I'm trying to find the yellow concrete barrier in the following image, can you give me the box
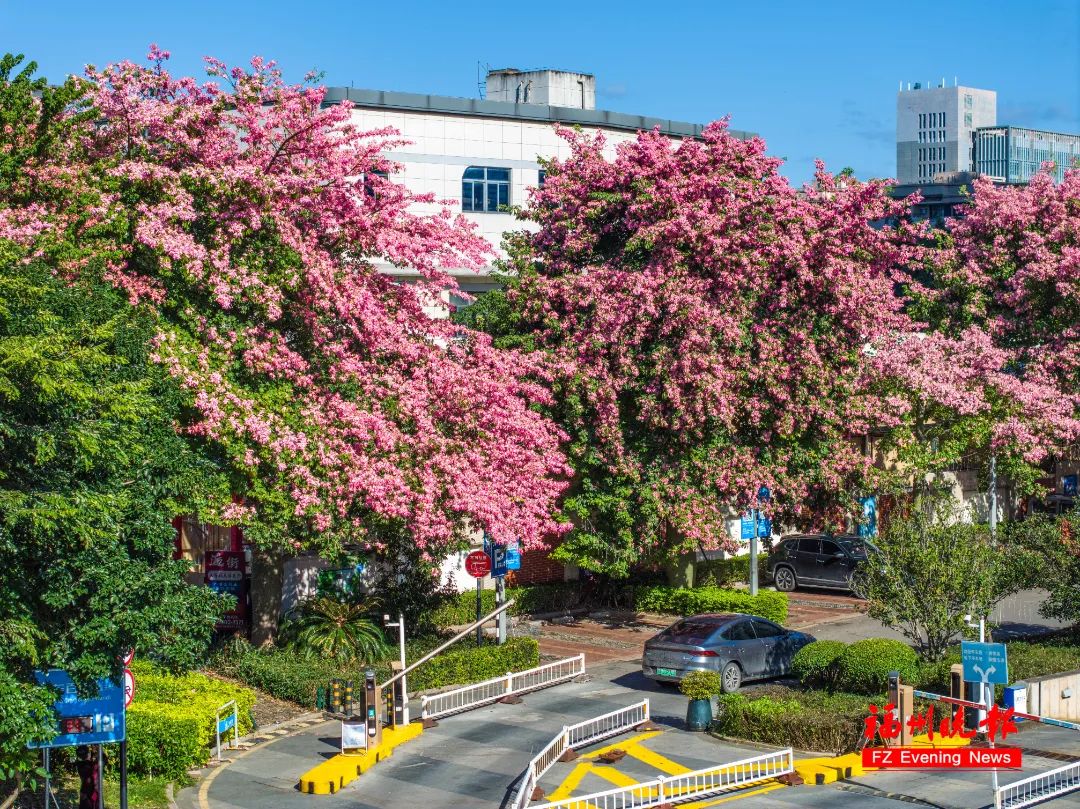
[298,722,424,795]
[793,732,972,786]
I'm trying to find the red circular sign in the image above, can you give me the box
[122,648,135,666]
[465,550,491,578]
[123,669,136,708]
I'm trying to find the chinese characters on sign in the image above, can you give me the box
[861,702,1021,769]
[205,550,248,631]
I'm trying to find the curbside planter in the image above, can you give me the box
[685,697,714,731]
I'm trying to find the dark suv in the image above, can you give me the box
[766,534,877,592]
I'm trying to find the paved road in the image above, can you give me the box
[180,655,1080,809]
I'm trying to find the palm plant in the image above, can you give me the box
[284,597,390,664]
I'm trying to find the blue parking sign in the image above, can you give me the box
[961,641,1009,685]
[740,512,756,540]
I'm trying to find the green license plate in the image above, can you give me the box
[656,667,677,677]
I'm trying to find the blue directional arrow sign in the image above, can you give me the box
[961,641,1009,685]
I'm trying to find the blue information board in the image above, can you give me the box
[27,670,126,748]
[505,540,522,571]
[961,641,1009,685]
[741,512,771,539]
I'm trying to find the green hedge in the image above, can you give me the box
[211,637,540,708]
[632,587,788,625]
[430,584,581,627]
[695,557,769,589]
[835,639,918,695]
[714,688,868,755]
[791,641,848,689]
[123,663,256,778]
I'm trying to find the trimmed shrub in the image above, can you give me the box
[409,637,539,692]
[834,639,918,695]
[680,670,722,700]
[210,636,540,708]
[123,662,256,778]
[791,640,848,689]
[632,587,788,625]
[695,556,769,589]
[429,584,583,627]
[714,687,867,755]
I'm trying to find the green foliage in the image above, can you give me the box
[850,493,1024,660]
[282,597,390,664]
[834,639,918,695]
[121,663,255,778]
[679,670,722,700]
[0,55,228,783]
[791,640,848,690]
[632,587,788,625]
[695,556,768,588]
[1007,508,1080,624]
[714,687,868,755]
[429,583,583,627]
[210,636,540,708]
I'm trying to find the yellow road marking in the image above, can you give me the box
[620,742,691,776]
[546,762,597,801]
[683,783,788,806]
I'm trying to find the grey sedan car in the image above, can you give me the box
[641,613,814,693]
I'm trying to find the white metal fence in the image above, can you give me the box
[420,655,585,720]
[532,748,794,809]
[509,699,650,809]
[996,760,1080,809]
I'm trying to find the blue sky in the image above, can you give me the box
[2,0,1077,184]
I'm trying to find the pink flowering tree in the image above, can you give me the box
[6,49,569,640]
[880,170,1080,495]
[462,124,924,575]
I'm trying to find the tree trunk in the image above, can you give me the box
[250,546,287,647]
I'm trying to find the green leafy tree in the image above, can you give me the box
[0,55,228,788]
[850,493,1027,660]
[1007,507,1080,625]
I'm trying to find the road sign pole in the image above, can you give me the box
[496,576,507,645]
[749,510,759,596]
[97,744,104,809]
[475,576,483,647]
[119,740,128,809]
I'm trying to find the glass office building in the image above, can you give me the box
[974,126,1080,184]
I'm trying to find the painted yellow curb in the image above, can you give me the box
[298,722,424,795]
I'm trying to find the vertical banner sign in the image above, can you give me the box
[740,512,756,541]
[505,539,522,571]
[205,550,248,631]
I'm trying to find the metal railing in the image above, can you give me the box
[996,760,1080,809]
[421,655,585,720]
[509,699,650,809]
[532,748,794,809]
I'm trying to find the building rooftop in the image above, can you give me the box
[321,86,756,141]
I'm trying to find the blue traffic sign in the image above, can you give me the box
[758,486,771,503]
[740,512,756,540]
[758,516,772,538]
[218,713,237,734]
[505,540,521,571]
[961,641,1009,685]
[28,670,126,748]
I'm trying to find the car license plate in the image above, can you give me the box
[656,667,677,678]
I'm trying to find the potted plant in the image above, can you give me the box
[679,670,722,731]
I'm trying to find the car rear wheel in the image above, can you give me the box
[720,662,742,693]
[774,565,797,592]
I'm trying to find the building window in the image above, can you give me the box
[362,169,389,199]
[538,169,546,187]
[965,94,973,109]
[462,166,510,212]
[964,112,972,127]
[941,111,946,127]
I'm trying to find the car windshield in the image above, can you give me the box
[660,620,719,646]
[839,538,879,558]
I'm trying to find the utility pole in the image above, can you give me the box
[989,454,998,538]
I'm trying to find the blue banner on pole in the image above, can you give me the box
[505,540,521,571]
[758,516,772,538]
[858,495,877,537]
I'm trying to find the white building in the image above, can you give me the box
[896,82,996,184]
[324,68,755,311]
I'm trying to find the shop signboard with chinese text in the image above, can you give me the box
[205,550,248,631]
